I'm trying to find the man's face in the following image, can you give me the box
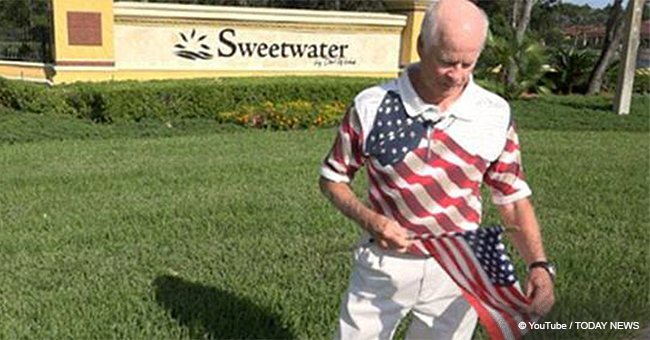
[418,33,482,98]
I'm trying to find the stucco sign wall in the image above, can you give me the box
[113,2,406,76]
[114,25,401,73]
[0,1,419,84]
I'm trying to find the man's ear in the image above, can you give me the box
[416,35,424,60]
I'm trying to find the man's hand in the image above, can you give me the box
[496,199,554,315]
[319,178,412,253]
[524,268,555,316]
[368,216,412,253]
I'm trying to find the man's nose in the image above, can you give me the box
[447,66,464,81]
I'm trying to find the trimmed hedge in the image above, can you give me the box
[0,78,75,116]
[0,77,380,127]
[5,76,646,132]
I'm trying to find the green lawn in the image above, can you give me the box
[0,95,648,339]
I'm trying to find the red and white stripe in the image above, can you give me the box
[363,127,490,238]
[414,234,538,340]
[321,107,365,183]
[322,117,530,239]
[484,125,531,204]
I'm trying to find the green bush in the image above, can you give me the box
[220,100,346,130]
[0,77,381,127]
[475,30,552,99]
[633,68,650,94]
[544,47,598,94]
[0,77,74,116]
[604,63,650,94]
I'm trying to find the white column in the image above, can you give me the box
[613,0,644,115]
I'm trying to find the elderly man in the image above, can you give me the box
[319,0,555,339]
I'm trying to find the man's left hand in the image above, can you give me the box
[524,268,555,316]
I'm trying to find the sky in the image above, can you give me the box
[562,0,628,9]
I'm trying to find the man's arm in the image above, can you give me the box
[496,198,555,316]
[319,177,411,252]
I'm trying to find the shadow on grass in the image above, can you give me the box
[153,275,294,339]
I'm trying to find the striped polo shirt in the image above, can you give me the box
[320,65,532,254]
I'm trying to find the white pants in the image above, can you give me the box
[335,243,478,340]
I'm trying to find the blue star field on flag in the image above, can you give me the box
[415,225,535,340]
[461,226,518,286]
[366,91,428,166]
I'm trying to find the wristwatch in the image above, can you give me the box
[528,261,556,282]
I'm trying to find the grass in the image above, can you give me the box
[510,94,650,132]
[0,95,648,339]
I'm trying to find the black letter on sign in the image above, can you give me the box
[218,28,236,57]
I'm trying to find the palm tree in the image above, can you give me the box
[550,47,597,94]
[480,31,550,99]
[587,0,625,94]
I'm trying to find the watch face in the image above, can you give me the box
[541,263,556,281]
[547,264,556,276]
[530,262,556,280]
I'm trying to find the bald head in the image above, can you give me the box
[419,0,489,55]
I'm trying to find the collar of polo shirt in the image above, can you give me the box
[397,63,476,123]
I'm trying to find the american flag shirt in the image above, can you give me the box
[320,66,532,256]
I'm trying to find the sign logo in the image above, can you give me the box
[174,29,213,60]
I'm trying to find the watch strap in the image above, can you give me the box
[528,261,555,281]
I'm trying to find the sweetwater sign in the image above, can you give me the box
[1,0,424,84]
[113,2,406,77]
[115,26,370,70]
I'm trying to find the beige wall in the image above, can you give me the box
[111,2,406,80]
[0,61,52,84]
[113,25,400,74]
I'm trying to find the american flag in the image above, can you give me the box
[413,226,539,340]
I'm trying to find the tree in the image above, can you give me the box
[528,1,564,46]
[476,0,556,96]
[0,0,51,62]
[477,0,557,88]
[506,0,536,86]
[587,0,625,94]
[479,30,550,99]
[549,47,597,94]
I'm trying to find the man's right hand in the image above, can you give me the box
[319,178,412,253]
[368,216,412,253]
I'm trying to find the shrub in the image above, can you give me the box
[604,63,650,94]
[633,68,650,94]
[0,77,74,116]
[220,100,346,130]
[0,76,379,127]
[476,32,551,99]
[63,86,110,122]
[545,47,598,94]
